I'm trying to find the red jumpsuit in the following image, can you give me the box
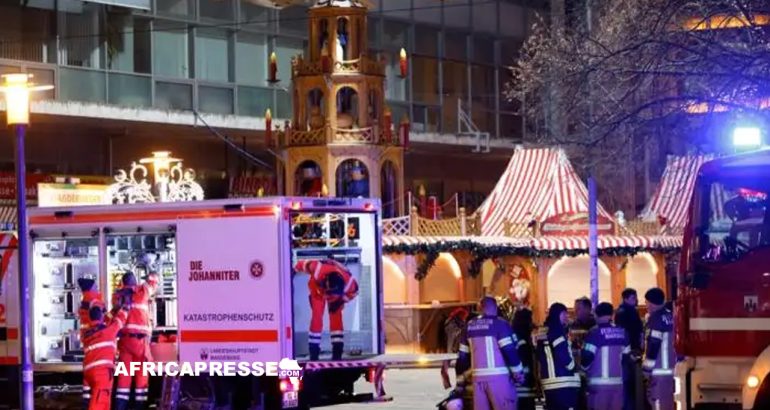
[79,288,104,405]
[114,273,159,408]
[294,259,358,360]
[81,308,128,410]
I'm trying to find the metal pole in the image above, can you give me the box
[14,123,33,409]
[588,176,599,306]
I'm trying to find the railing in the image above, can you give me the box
[383,215,411,236]
[625,219,665,235]
[332,126,375,144]
[292,54,385,78]
[382,207,474,237]
[285,127,326,146]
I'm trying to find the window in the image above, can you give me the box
[153,22,189,78]
[442,60,467,132]
[237,86,273,117]
[381,0,411,19]
[413,0,441,24]
[474,37,495,65]
[384,50,407,101]
[382,20,410,52]
[499,2,527,38]
[471,64,496,110]
[156,0,194,17]
[500,113,523,140]
[414,26,439,56]
[240,1,270,28]
[0,4,55,63]
[199,86,234,115]
[276,89,292,118]
[275,37,305,87]
[108,73,151,107]
[412,56,439,104]
[500,68,519,112]
[27,68,55,101]
[195,28,232,83]
[200,0,234,21]
[60,4,104,69]
[279,6,309,37]
[106,14,151,74]
[442,0,470,29]
[473,0,498,34]
[236,33,267,86]
[444,32,467,61]
[368,17,380,49]
[60,68,105,103]
[155,81,192,110]
[500,38,523,67]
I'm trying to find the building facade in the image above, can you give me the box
[0,0,546,214]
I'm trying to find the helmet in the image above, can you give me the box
[444,398,463,410]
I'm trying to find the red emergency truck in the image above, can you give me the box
[674,149,770,410]
[0,197,389,409]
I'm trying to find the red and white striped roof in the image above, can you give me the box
[477,148,613,236]
[641,155,713,232]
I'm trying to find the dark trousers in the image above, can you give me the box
[518,397,537,410]
[545,387,579,410]
[622,357,646,410]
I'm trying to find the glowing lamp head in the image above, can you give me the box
[270,52,277,63]
[0,73,53,126]
[399,48,407,61]
[733,127,762,148]
[265,108,272,122]
[747,375,760,388]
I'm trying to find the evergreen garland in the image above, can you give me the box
[383,240,681,280]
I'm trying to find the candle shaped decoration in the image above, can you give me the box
[400,114,410,149]
[268,52,278,83]
[265,108,273,146]
[428,196,439,220]
[399,48,408,78]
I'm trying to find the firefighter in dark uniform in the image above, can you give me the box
[537,302,581,410]
[643,288,675,410]
[580,302,630,410]
[513,308,537,410]
[570,297,597,410]
[615,288,644,410]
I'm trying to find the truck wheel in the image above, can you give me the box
[753,374,770,410]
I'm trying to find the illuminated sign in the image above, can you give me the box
[37,183,111,207]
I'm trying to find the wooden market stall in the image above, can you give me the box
[380,148,683,354]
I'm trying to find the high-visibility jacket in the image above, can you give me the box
[535,326,581,391]
[455,314,523,383]
[113,273,159,336]
[79,290,103,338]
[82,309,128,372]
[581,323,630,386]
[294,259,358,302]
[643,308,675,377]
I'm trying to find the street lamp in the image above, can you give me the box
[0,73,52,410]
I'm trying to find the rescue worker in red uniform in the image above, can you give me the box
[114,271,159,410]
[294,258,359,360]
[81,297,129,410]
[78,277,102,337]
[77,277,104,406]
